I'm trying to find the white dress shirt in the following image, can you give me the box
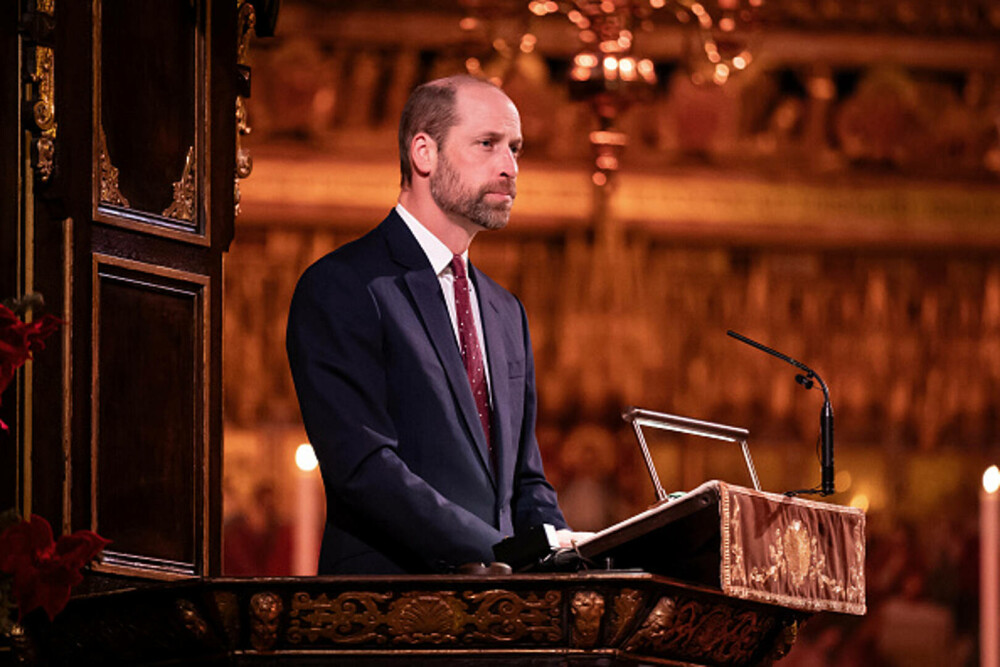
[395,203,492,400]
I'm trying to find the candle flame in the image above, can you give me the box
[296,443,319,472]
[985,465,1000,494]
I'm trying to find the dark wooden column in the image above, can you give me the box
[3,0,242,581]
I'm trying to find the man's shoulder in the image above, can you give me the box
[298,212,399,283]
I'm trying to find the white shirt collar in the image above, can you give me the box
[395,203,467,276]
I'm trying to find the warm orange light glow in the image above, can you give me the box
[637,58,655,80]
[493,38,508,51]
[589,130,627,146]
[985,465,1000,494]
[295,444,319,472]
[529,1,548,16]
[465,58,482,73]
[732,55,747,70]
[835,469,853,491]
[459,17,479,31]
[619,57,636,80]
[520,34,537,53]
[571,66,592,81]
[650,0,666,7]
[713,63,730,84]
[574,53,599,68]
[596,155,619,170]
[592,172,608,186]
[849,493,870,512]
[719,16,735,31]
[809,75,835,99]
[601,0,615,13]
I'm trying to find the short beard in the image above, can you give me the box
[430,154,515,231]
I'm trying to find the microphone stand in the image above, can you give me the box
[727,330,835,496]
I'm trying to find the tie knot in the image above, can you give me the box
[450,255,467,279]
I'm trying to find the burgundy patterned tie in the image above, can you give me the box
[450,255,492,454]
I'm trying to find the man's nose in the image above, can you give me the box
[498,147,518,179]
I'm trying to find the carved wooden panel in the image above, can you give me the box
[91,255,209,577]
[93,0,207,241]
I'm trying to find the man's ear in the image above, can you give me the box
[410,132,437,180]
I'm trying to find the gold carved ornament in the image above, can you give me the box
[234,0,257,217]
[250,591,284,651]
[175,598,210,641]
[623,595,774,664]
[607,588,645,645]
[286,589,562,646]
[162,146,197,221]
[98,126,130,207]
[212,590,241,645]
[27,1,56,182]
[570,591,605,648]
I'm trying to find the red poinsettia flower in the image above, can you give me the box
[0,514,111,621]
[0,303,62,431]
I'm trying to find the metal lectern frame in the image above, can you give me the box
[623,407,761,502]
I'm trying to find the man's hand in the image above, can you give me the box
[554,529,596,549]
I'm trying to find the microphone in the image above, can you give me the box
[726,330,835,496]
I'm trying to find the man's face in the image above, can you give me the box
[429,84,522,231]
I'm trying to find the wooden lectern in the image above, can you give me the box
[19,479,865,666]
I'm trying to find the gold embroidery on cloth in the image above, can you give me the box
[721,481,866,615]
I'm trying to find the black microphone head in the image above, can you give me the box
[795,374,814,389]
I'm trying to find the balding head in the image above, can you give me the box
[398,75,504,188]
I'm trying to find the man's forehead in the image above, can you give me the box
[453,83,520,129]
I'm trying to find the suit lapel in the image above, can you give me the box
[384,213,497,486]
[472,266,513,496]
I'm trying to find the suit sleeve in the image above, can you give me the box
[286,260,503,570]
[510,299,569,532]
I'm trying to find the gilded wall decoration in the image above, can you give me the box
[25,0,57,182]
[30,46,56,182]
[286,589,562,646]
[98,127,130,208]
[234,0,257,217]
[162,146,197,222]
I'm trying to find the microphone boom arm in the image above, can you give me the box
[726,330,835,496]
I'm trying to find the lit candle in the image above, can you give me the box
[294,443,321,576]
[983,465,1000,667]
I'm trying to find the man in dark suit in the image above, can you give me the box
[287,75,585,575]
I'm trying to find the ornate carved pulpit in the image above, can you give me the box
[20,481,864,665]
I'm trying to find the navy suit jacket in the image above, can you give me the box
[286,210,567,574]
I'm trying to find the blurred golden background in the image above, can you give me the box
[221,2,1000,664]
